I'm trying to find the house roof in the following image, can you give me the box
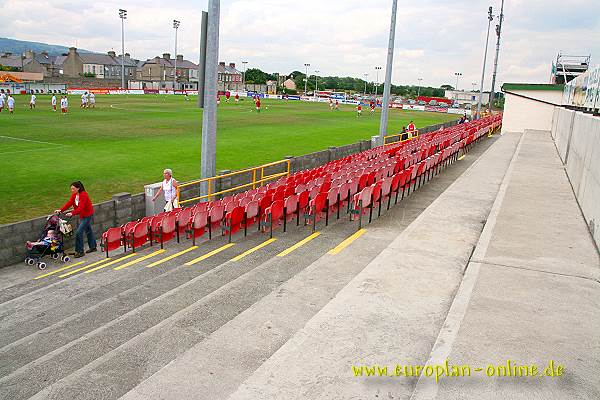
[33,53,58,65]
[54,56,66,66]
[114,55,138,67]
[141,57,198,69]
[79,53,119,66]
[176,59,198,69]
[0,55,24,68]
[218,64,241,75]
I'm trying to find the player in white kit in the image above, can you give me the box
[29,93,37,109]
[0,93,5,112]
[81,92,88,108]
[89,93,96,108]
[51,94,57,112]
[7,95,15,114]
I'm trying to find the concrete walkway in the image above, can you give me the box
[224,130,599,399]
[223,132,523,400]
[415,130,600,400]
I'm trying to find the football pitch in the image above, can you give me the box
[0,94,458,224]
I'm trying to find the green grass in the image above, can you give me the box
[0,94,457,223]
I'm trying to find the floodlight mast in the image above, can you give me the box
[378,0,398,145]
[119,9,127,89]
[477,6,494,119]
[173,20,181,91]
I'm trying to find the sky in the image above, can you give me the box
[1,0,599,90]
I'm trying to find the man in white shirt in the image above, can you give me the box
[51,94,57,112]
[0,93,5,112]
[89,92,96,108]
[61,96,69,115]
[7,95,15,114]
[30,93,37,109]
[81,92,88,108]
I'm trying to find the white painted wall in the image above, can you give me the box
[551,108,600,250]
[502,90,563,134]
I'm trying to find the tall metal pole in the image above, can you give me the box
[454,72,462,91]
[241,61,247,90]
[490,0,504,111]
[417,77,423,97]
[200,0,220,198]
[314,70,319,97]
[304,63,310,95]
[476,7,493,120]
[173,20,180,91]
[364,73,368,96]
[374,66,381,97]
[119,9,127,89]
[378,0,398,144]
[197,11,208,108]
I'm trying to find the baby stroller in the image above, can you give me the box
[25,214,73,270]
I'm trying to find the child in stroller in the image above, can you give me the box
[25,214,72,270]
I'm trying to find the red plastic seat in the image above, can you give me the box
[350,186,373,229]
[130,222,149,252]
[101,227,122,257]
[306,192,328,231]
[297,190,310,226]
[208,204,225,239]
[379,177,393,216]
[324,187,340,226]
[223,206,245,242]
[283,194,298,232]
[261,200,285,238]
[175,207,192,243]
[244,200,260,235]
[187,211,208,246]
[154,213,176,249]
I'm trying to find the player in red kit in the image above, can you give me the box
[255,98,261,113]
[356,104,362,117]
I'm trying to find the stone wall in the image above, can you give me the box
[0,193,146,268]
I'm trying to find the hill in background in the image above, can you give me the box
[0,37,96,55]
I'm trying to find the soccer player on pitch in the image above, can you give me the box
[0,92,5,113]
[89,92,96,108]
[234,93,239,103]
[370,100,375,115]
[51,94,57,112]
[7,94,15,114]
[255,97,261,113]
[29,93,37,109]
[356,104,362,117]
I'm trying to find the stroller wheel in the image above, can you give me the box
[51,253,60,260]
[37,262,47,270]
[26,258,35,266]
[62,255,71,263]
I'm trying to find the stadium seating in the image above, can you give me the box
[98,115,502,257]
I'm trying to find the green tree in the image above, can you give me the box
[245,68,267,84]
[440,84,454,90]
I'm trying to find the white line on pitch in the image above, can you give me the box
[0,135,66,147]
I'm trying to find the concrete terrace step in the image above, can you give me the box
[0,134,498,400]
[224,132,521,400]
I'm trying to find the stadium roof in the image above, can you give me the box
[502,83,564,92]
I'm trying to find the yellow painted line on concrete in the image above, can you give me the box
[328,229,367,255]
[277,232,321,257]
[113,249,166,271]
[145,246,198,268]
[34,261,85,280]
[59,258,112,278]
[458,155,466,161]
[84,253,138,273]
[231,238,276,262]
[185,243,235,266]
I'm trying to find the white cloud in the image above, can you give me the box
[1,0,599,90]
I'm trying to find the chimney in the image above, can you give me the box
[25,50,34,59]
[176,54,183,61]
[125,52,130,58]
[229,62,236,68]
[108,50,116,58]
[69,47,77,56]
[163,53,171,60]
[219,61,225,66]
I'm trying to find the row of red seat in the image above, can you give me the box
[100,115,502,257]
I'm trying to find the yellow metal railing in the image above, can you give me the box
[383,129,419,146]
[177,159,291,205]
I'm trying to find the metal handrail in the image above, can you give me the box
[177,159,291,205]
[383,129,419,146]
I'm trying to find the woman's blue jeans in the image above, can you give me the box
[75,216,97,253]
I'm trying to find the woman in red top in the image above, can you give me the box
[54,181,96,258]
